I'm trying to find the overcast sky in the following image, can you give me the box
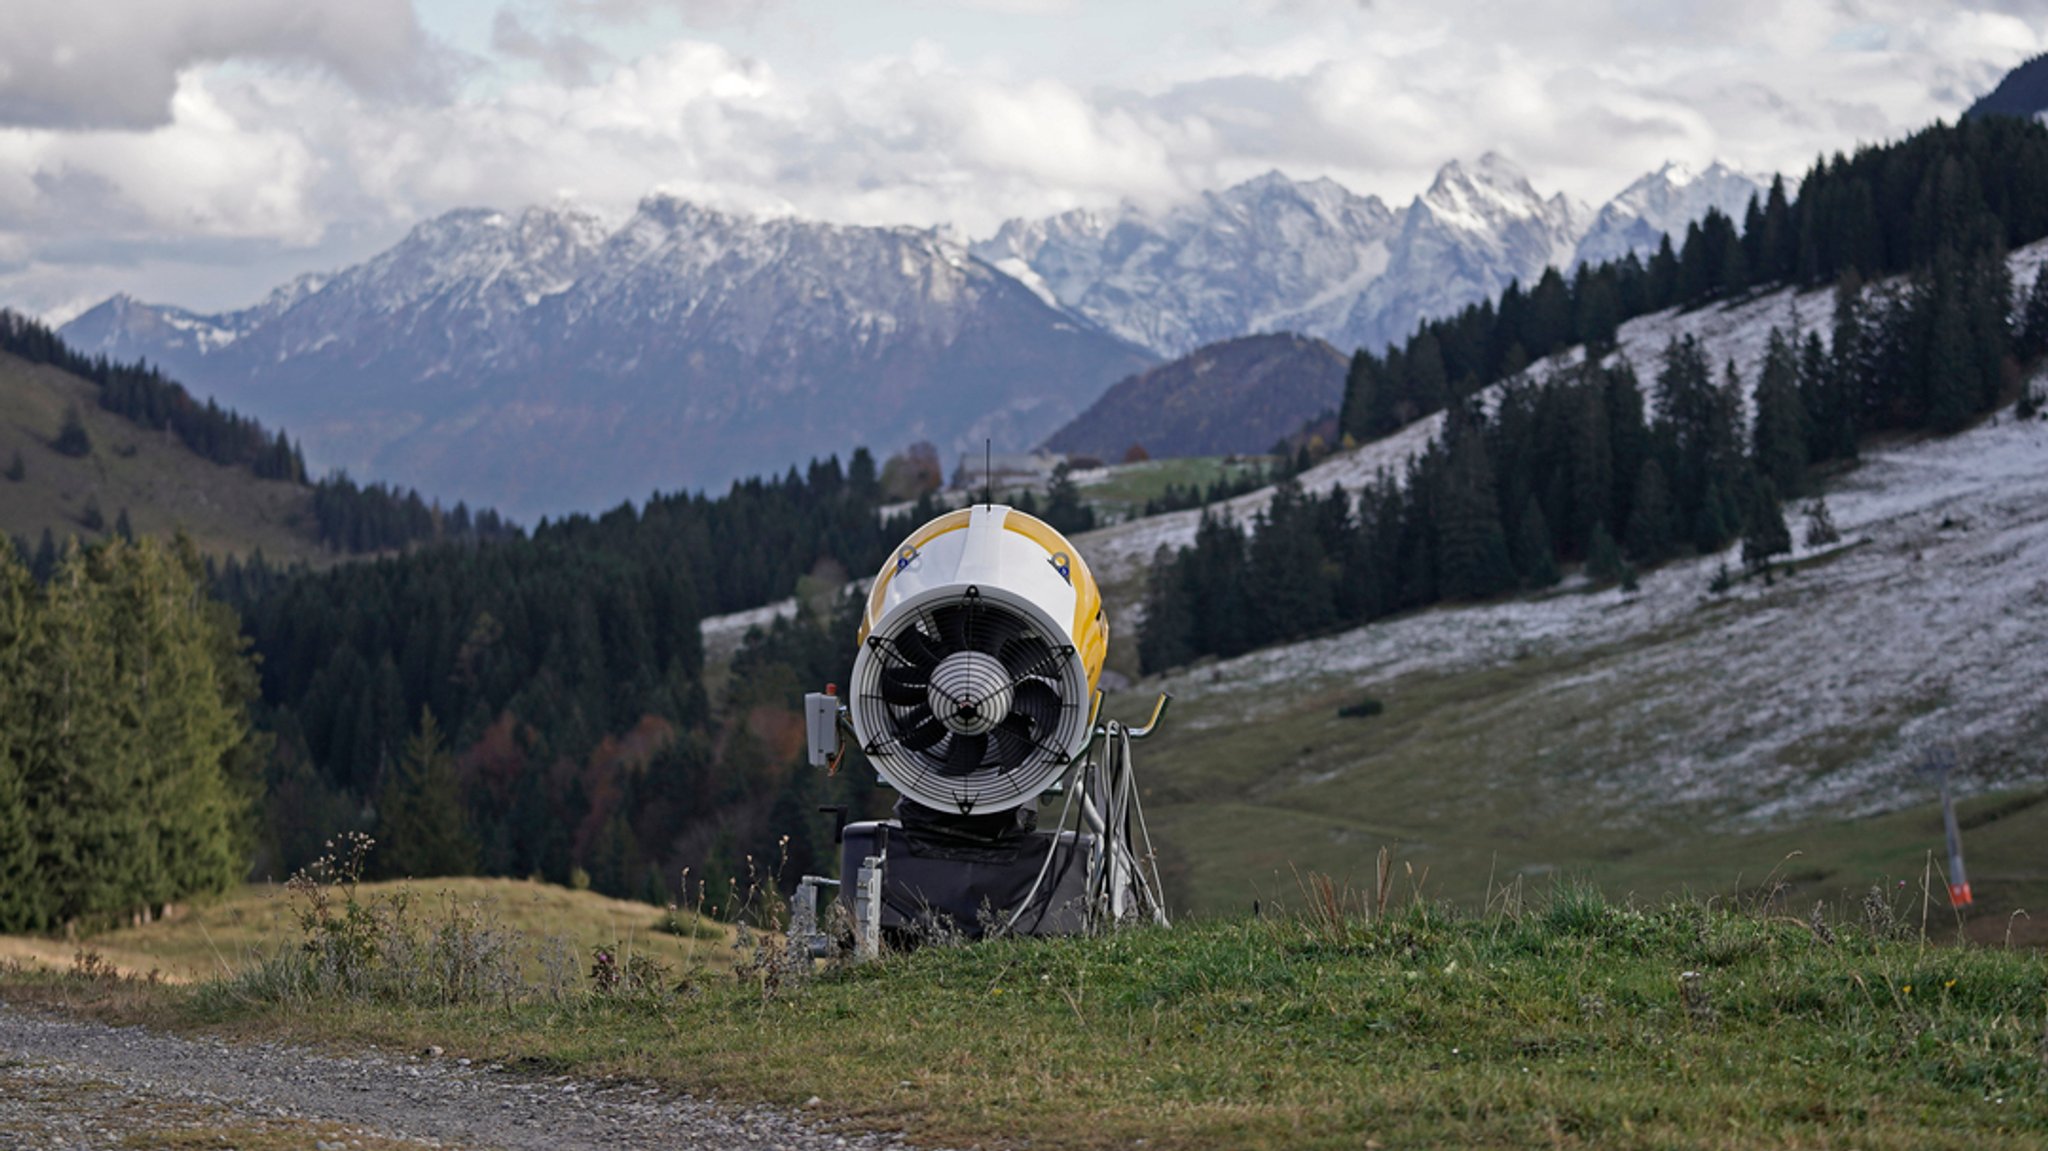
[0,0,2040,320]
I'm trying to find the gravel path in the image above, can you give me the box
[0,1002,927,1150]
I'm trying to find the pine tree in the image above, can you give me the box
[1586,521,1624,584]
[1625,458,1675,566]
[375,708,479,879]
[53,403,91,458]
[1137,546,1195,673]
[96,538,249,910]
[1513,495,1560,588]
[80,496,104,532]
[1741,478,1794,574]
[1041,463,1096,536]
[0,550,39,930]
[1752,328,1808,497]
[1434,431,1514,601]
[3,450,22,482]
[1925,251,1978,433]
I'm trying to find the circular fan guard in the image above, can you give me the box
[851,587,1083,813]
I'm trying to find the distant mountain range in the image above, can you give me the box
[59,157,1764,518]
[1040,333,1346,461]
[63,202,1154,519]
[976,154,1766,358]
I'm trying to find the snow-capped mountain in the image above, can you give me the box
[61,200,1154,519]
[970,172,1399,359]
[60,155,1768,519]
[1338,153,1587,352]
[1571,160,1770,269]
[980,155,1767,360]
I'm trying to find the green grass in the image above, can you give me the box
[1076,455,1279,520]
[0,351,337,566]
[10,891,2044,1150]
[1100,599,2048,945]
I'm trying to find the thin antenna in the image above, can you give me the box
[984,438,993,508]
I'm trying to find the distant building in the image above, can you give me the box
[952,451,1063,491]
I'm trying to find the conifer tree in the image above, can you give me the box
[93,539,248,910]
[3,449,22,482]
[1626,458,1675,566]
[1514,495,1560,588]
[53,403,91,458]
[375,708,478,879]
[1586,521,1624,584]
[1741,477,1794,574]
[1752,328,1808,497]
[0,551,39,930]
[1137,547,1195,674]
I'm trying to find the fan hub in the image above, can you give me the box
[926,650,1014,737]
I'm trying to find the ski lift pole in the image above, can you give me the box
[1939,772,1972,909]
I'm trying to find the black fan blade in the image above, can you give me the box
[893,625,941,670]
[1000,635,1056,680]
[930,604,969,652]
[1012,679,1062,738]
[968,611,1027,656]
[943,732,988,775]
[992,713,1036,771]
[880,665,929,706]
[899,709,945,752]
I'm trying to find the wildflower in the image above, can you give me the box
[1902,984,1913,995]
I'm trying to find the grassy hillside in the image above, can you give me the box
[6,890,2042,1150]
[0,877,733,983]
[0,350,334,566]
[1097,405,2048,940]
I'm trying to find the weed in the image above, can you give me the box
[217,832,524,1008]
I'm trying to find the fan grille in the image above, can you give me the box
[853,589,1080,813]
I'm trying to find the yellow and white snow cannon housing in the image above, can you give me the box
[800,503,1169,954]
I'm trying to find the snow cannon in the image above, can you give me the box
[799,503,1169,957]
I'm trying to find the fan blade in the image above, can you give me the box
[898,710,945,752]
[1000,635,1057,680]
[893,625,941,670]
[930,604,969,652]
[1012,679,1062,739]
[968,611,1027,656]
[943,731,988,775]
[880,666,929,706]
[992,713,1036,770]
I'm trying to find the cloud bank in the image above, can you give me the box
[0,0,2041,318]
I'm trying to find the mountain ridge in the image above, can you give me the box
[62,157,1766,519]
[64,200,1156,520]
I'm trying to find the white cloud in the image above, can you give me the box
[0,0,450,131]
[1,0,2046,316]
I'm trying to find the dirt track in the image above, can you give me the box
[0,1002,924,1150]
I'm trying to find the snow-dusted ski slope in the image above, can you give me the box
[1078,238,2048,591]
[1141,405,2048,825]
